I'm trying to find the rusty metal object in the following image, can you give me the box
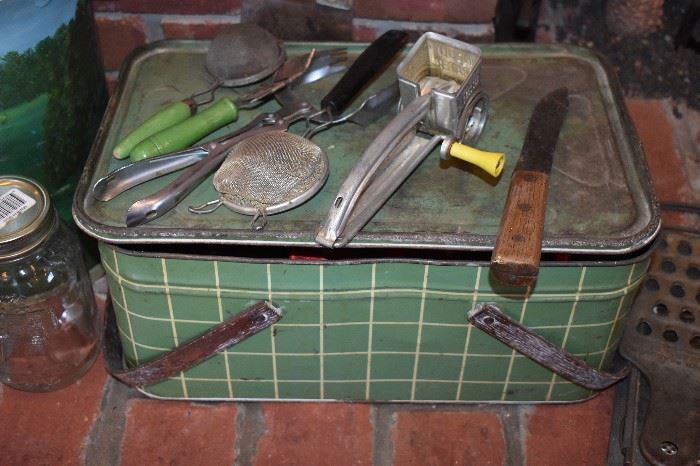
[619,230,700,466]
[104,300,282,387]
[468,303,629,390]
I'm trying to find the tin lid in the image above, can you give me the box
[0,176,55,259]
[73,42,660,256]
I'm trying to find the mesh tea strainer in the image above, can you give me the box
[189,131,329,230]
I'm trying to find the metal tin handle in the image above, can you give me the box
[468,303,629,390]
[103,300,282,387]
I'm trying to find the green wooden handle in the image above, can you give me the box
[112,100,195,159]
[129,98,239,162]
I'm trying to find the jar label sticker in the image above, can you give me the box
[0,188,36,230]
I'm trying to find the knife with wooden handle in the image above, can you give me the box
[490,87,570,286]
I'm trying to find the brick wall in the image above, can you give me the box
[92,0,498,92]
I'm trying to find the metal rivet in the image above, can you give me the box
[659,441,678,456]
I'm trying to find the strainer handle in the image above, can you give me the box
[126,124,276,227]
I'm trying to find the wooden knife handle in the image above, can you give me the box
[490,170,549,286]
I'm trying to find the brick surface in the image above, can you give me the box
[525,389,615,466]
[354,0,498,23]
[253,403,373,466]
[93,0,242,15]
[392,410,506,466]
[95,15,148,71]
[625,99,692,203]
[161,18,241,40]
[121,399,237,466]
[0,357,108,465]
[352,19,495,43]
[352,24,378,42]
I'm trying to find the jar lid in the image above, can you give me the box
[0,176,55,259]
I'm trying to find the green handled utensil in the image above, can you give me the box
[111,23,286,160]
[121,49,320,162]
[128,98,238,162]
[112,100,197,159]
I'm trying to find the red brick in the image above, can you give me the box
[93,0,242,15]
[354,0,497,23]
[352,20,495,43]
[352,25,379,42]
[105,73,120,96]
[626,99,692,204]
[161,19,240,40]
[392,410,506,466]
[254,403,373,466]
[525,389,614,466]
[121,399,237,466]
[0,357,109,465]
[95,15,148,71]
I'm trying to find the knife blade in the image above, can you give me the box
[490,87,570,286]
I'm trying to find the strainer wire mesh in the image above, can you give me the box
[213,131,329,216]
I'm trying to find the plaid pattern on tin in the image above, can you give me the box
[100,244,648,402]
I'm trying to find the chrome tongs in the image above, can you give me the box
[93,48,347,202]
[125,101,314,226]
[95,30,409,228]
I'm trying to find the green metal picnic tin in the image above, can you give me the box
[73,41,659,402]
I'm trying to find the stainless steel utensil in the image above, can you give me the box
[112,23,286,159]
[189,131,329,230]
[121,32,409,227]
[126,49,316,162]
[316,33,503,248]
[125,101,314,227]
[300,29,408,139]
[93,50,347,202]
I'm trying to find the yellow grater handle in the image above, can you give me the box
[441,138,505,178]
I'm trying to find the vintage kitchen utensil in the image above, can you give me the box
[125,101,314,227]
[316,33,504,248]
[73,41,662,403]
[92,49,346,202]
[490,87,570,286]
[113,23,286,159]
[123,32,409,227]
[275,80,400,128]
[300,29,408,138]
[122,85,392,228]
[126,49,316,162]
[189,131,329,230]
[93,82,392,205]
[619,229,700,466]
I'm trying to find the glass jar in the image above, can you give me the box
[0,176,101,391]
